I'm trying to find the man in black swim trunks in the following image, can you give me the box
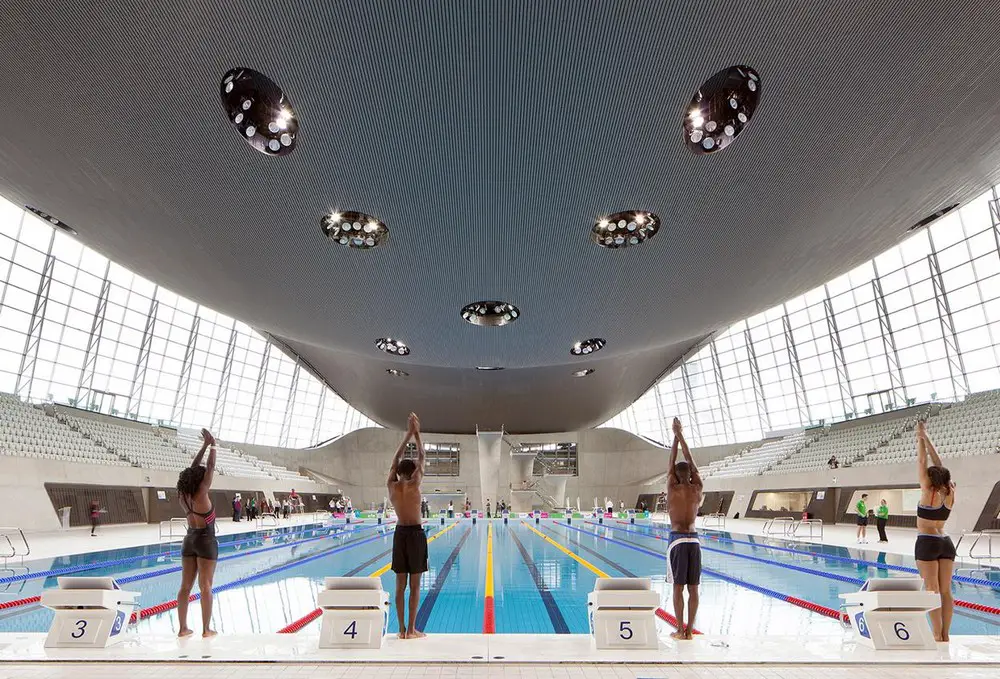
[387,413,428,639]
[666,417,703,640]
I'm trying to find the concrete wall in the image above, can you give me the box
[229,428,741,513]
[0,454,337,533]
[703,456,999,535]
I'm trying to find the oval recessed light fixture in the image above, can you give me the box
[220,68,298,156]
[908,203,960,232]
[592,211,660,249]
[461,301,521,327]
[572,369,595,377]
[571,338,606,356]
[375,338,410,356]
[321,211,389,250]
[386,368,409,377]
[25,206,77,235]
[684,65,760,155]
[476,366,504,371]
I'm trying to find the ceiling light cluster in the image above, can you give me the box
[25,206,77,235]
[572,369,595,377]
[321,211,389,249]
[909,204,960,232]
[684,65,760,155]
[592,211,659,249]
[571,338,606,356]
[385,368,409,377]
[476,366,505,371]
[375,338,410,356]
[461,301,521,327]
[220,68,298,156]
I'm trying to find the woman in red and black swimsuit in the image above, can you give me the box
[175,428,218,638]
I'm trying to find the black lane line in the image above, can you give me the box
[548,524,638,577]
[413,526,472,630]
[508,525,570,634]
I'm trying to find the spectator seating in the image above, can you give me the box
[0,394,130,467]
[173,429,308,482]
[56,408,191,472]
[703,431,813,479]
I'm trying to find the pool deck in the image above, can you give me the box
[0,630,998,665]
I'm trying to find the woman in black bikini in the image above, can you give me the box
[914,421,956,642]
[176,428,218,638]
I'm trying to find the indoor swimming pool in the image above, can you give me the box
[2,518,998,637]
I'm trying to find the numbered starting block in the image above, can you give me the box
[840,577,940,650]
[41,577,139,648]
[587,577,659,650]
[318,577,390,649]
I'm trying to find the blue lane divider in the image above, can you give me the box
[146,525,397,619]
[638,520,1000,591]
[564,521,842,620]
[587,521,864,586]
[0,519,344,586]
[3,522,378,602]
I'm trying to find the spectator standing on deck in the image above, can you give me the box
[486,498,491,518]
[876,499,890,543]
[856,493,869,544]
[89,499,100,536]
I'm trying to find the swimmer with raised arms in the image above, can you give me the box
[666,417,703,640]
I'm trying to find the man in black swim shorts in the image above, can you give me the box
[666,418,703,640]
[387,413,429,639]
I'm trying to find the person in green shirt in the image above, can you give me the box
[876,499,890,543]
[855,493,869,544]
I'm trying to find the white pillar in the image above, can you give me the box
[476,431,503,510]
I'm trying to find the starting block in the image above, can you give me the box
[41,577,139,648]
[587,577,659,650]
[318,577,390,649]
[840,577,940,650]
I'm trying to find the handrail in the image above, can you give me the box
[956,530,1000,562]
[792,518,824,540]
[0,527,29,560]
[256,514,279,529]
[158,518,188,543]
[762,516,796,537]
[702,513,727,530]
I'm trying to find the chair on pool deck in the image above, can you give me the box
[317,577,389,649]
[587,577,660,650]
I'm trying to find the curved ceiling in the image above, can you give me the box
[2,1,1000,433]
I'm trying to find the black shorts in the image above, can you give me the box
[915,534,956,561]
[392,525,429,574]
[182,528,219,560]
[856,516,868,526]
[667,533,701,586]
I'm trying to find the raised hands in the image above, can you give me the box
[201,428,216,446]
[672,417,683,436]
[407,412,421,435]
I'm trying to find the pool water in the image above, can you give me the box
[1,519,998,636]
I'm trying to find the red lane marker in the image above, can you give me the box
[655,607,702,635]
[278,607,323,633]
[785,596,849,623]
[0,595,41,609]
[956,599,1000,617]
[482,597,496,634]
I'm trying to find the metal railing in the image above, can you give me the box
[701,513,727,530]
[955,530,1000,562]
[762,516,796,537]
[792,518,824,540]
[158,518,188,543]
[0,527,30,565]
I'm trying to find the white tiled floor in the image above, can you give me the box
[1,632,997,665]
[1,664,999,679]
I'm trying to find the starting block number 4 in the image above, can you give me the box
[332,618,373,645]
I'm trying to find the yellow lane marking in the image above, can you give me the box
[485,521,494,597]
[520,521,609,578]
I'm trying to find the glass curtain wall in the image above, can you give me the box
[0,198,377,447]
[604,186,1000,447]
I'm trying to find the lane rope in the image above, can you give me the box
[603,521,1000,618]
[0,522,381,613]
[278,520,461,633]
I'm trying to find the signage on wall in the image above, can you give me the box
[156,491,167,500]
[815,491,825,500]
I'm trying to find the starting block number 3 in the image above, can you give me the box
[58,618,99,644]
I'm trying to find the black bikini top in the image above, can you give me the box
[917,489,951,521]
